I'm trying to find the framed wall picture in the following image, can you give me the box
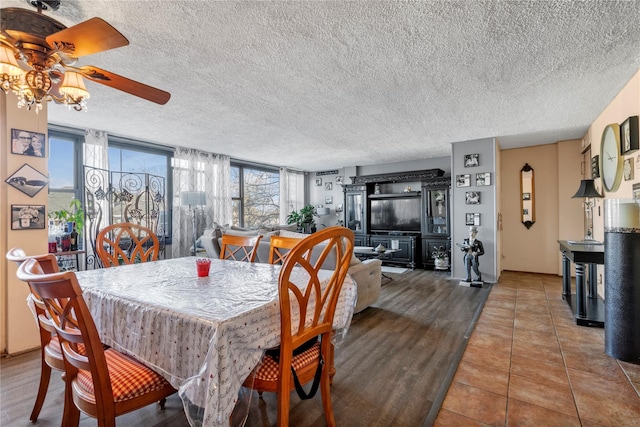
[315,178,322,186]
[335,176,343,184]
[325,196,333,204]
[325,182,332,191]
[620,115,639,155]
[11,204,46,230]
[465,191,480,205]
[11,128,46,157]
[456,174,470,187]
[5,164,49,197]
[465,213,474,225]
[623,158,634,181]
[465,213,481,226]
[475,172,491,186]
[464,153,479,167]
[591,155,600,178]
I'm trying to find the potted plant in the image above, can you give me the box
[286,204,317,233]
[432,245,449,269]
[50,198,85,233]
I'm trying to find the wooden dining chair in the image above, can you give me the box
[268,235,302,265]
[16,258,177,427]
[219,234,263,262]
[243,226,354,427]
[96,222,160,267]
[6,248,67,422]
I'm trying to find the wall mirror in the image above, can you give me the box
[520,163,535,229]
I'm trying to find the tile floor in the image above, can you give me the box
[434,271,640,426]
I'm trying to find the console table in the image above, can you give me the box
[558,240,604,327]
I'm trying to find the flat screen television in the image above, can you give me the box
[369,197,421,232]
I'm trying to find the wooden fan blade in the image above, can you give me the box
[79,65,171,105]
[46,17,129,58]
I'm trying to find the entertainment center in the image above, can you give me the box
[343,168,451,269]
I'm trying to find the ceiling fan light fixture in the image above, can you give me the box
[59,71,89,110]
[0,45,24,93]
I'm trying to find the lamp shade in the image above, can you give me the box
[0,45,23,76]
[572,179,602,198]
[59,71,89,100]
[316,207,331,215]
[181,191,207,206]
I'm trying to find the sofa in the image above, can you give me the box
[198,225,382,313]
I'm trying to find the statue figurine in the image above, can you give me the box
[460,226,484,282]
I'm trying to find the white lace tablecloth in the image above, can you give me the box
[74,257,356,426]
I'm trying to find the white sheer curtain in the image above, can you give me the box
[279,168,305,224]
[83,129,109,268]
[172,148,231,258]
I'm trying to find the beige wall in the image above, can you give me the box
[1,91,48,355]
[588,69,640,297]
[501,143,571,274]
[500,69,639,297]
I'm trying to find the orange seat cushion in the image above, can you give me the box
[254,342,321,382]
[76,349,171,402]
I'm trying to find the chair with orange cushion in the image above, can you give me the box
[243,226,354,426]
[268,235,303,265]
[219,234,263,262]
[6,247,66,422]
[16,258,177,427]
[95,222,160,267]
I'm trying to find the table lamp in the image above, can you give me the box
[572,179,603,243]
[181,191,207,255]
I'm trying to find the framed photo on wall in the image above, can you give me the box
[315,178,322,186]
[11,128,46,157]
[11,204,46,230]
[620,115,639,155]
[456,174,470,187]
[464,153,479,167]
[465,191,480,205]
[465,213,481,226]
[591,155,600,178]
[475,172,491,186]
[624,158,634,181]
[325,182,332,191]
[5,164,49,197]
[325,196,333,204]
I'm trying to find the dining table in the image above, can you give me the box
[73,256,358,426]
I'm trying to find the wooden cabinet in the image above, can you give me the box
[353,234,367,247]
[342,169,449,270]
[421,179,451,269]
[422,238,451,270]
[344,185,367,236]
[369,235,417,268]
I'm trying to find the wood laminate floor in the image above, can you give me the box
[4,270,637,426]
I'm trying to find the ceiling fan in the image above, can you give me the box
[0,0,170,112]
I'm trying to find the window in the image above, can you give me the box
[47,128,173,239]
[48,131,82,214]
[231,164,280,228]
[108,141,173,237]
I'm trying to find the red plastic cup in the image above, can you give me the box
[196,258,211,277]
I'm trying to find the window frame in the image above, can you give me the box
[230,161,280,228]
[47,126,174,240]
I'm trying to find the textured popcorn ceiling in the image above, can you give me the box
[3,1,640,171]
